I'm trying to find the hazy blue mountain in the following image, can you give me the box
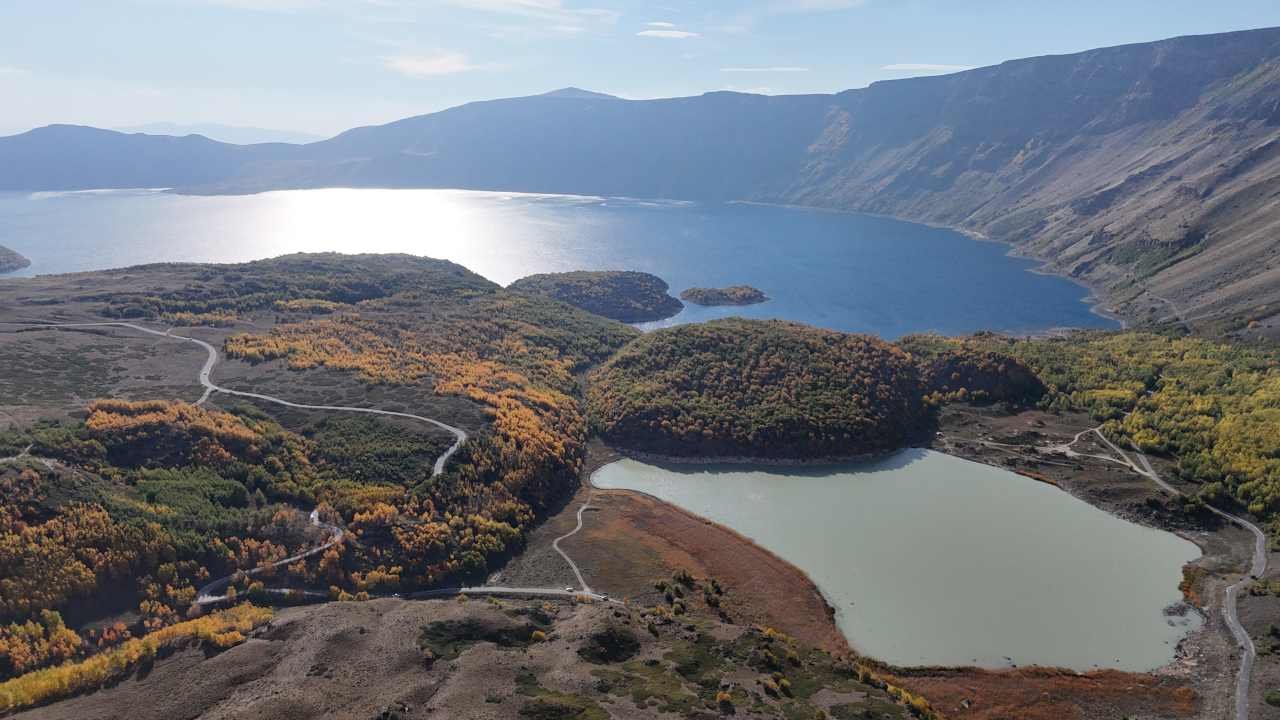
[0,125,299,191]
[1,28,1279,321]
[537,87,620,100]
[115,122,325,145]
[275,90,834,200]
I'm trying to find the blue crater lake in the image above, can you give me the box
[0,188,1117,337]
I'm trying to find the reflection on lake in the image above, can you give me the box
[0,188,1117,338]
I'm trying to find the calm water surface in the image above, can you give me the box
[593,450,1202,670]
[0,188,1116,338]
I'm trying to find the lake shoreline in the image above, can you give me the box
[5,188,1120,336]
[604,446,898,469]
[568,441,853,656]
[584,440,1226,717]
[563,435,1218,720]
[731,199,1131,331]
[593,438,1203,671]
[586,435,1226,690]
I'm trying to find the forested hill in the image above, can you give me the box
[2,28,1280,325]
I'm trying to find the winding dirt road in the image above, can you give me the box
[1054,424,1266,720]
[0,443,33,464]
[551,495,596,594]
[195,509,344,604]
[4,321,467,476]
[4,321,611,605]
[1127,444,1266,720]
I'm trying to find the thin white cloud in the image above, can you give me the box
[720,66,809,73]
[722,0,865,34]
[437,0,619,24]
[768,0,865,11]
[882,63,974,72]
[199,0,320,10]
[429,1,620,39]
[0,66,29,76]
[637,29,700,39]
[385,51,482,76]
[646,21,676,27]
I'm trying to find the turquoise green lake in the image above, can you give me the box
[592,449,1202,670]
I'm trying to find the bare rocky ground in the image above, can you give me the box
[14,596,916,720]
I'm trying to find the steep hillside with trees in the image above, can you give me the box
[587,319,928,459]
[899,335,1048,406]
[0,253,639,682]
[915,331,1280,530]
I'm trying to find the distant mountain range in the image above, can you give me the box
[114,122,326,145]
[2,28,1279,326]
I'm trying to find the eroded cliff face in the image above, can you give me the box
[775,29,1280,326]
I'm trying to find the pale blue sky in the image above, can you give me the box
[3,1,1279,138]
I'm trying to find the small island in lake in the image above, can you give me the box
[680,285,768,306]
[587,318,929,460]
[0,245,30,274]
[508,270,683,322]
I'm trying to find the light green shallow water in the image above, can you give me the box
[592,449,1202,670]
